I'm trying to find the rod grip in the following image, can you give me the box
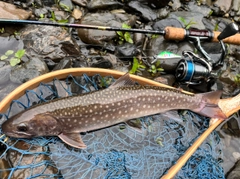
[212,31,240,45]
[164,26,186,41]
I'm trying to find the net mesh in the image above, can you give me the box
[0,74,225,179]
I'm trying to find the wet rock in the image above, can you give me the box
[0,65,20,101]
[232,0,240,12]
[7,140,58,178]
[226,159,240,179]
[0,158,11,179]
[156,7,169,19]
[213,0,232,14]
[87,0,123,10]
[72,55,88,67]
[202,17,232,31]
[33,8,48,18]
[54,10,69,21]
[59,0,73,11]
[168,0,181,11]
[147,0,171,9]
[154,74,176,86]
[116,43,138,59]
[168,11,205,29]
[52,57,72,71]
[0,37,24,57]
[72,0,88,7]
[91,58,113,69]
[44,59,57,71]
[187,1,213,16]
[21,24,80,61]
[128,1,157,21]
[77,13,136,44]
[72,8,83,19]
[133,33,145,46]
[10,57,49,83]
[0,65,11,85]
[153,18,183,31]
[0,1,31,20]
[219,69,236,85]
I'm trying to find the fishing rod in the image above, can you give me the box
[1,18,240,45]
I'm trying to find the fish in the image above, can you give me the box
[1,73,227,149]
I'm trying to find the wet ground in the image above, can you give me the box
[0,0,240,178]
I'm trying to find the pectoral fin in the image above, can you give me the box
[58,133,87,149]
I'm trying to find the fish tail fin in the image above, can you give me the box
[193,91,227,119]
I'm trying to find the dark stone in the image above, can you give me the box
[116,43,138,59]
[128,1,158,22]
[146,0,171,9]
[153,18,183,30]
[87,0,123,10]
[10,57,49,83]
[52,57,72,71]
[21,24,80,61]
[78,13,136,45]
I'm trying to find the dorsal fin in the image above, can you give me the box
[108,73,136,89]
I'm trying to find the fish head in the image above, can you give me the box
[2,111,62,138]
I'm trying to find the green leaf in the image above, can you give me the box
[40,14,45,18]
[117,31,124,37]
[151,34,159,39]
[10,58,21,66]
[5,50,14,56]
[129,57,139,74]
[151,65,156,70]
[118,40,123,45]
[0,55,8,60]
[15,49,25,59]
[57,19,69,23]
[122,23,131,29]
[124,32,133,43]
[0,27,5,33]
[179,17,186,25]
[157,68,164,72]
[155,60,161,67]
[59,3,71,12]
[139,64,146,69]
[51,11,56,21]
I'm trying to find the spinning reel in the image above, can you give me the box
[175,22,239,85]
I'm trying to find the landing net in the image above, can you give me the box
[0,74,224,179]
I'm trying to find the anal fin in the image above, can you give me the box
[58,133,87,149]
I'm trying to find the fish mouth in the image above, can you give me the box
[3,131,33,138]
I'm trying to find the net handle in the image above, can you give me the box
[161,93,240,179]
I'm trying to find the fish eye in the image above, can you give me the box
[17,123,28,132]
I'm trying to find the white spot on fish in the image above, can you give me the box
[92,118,96,121]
